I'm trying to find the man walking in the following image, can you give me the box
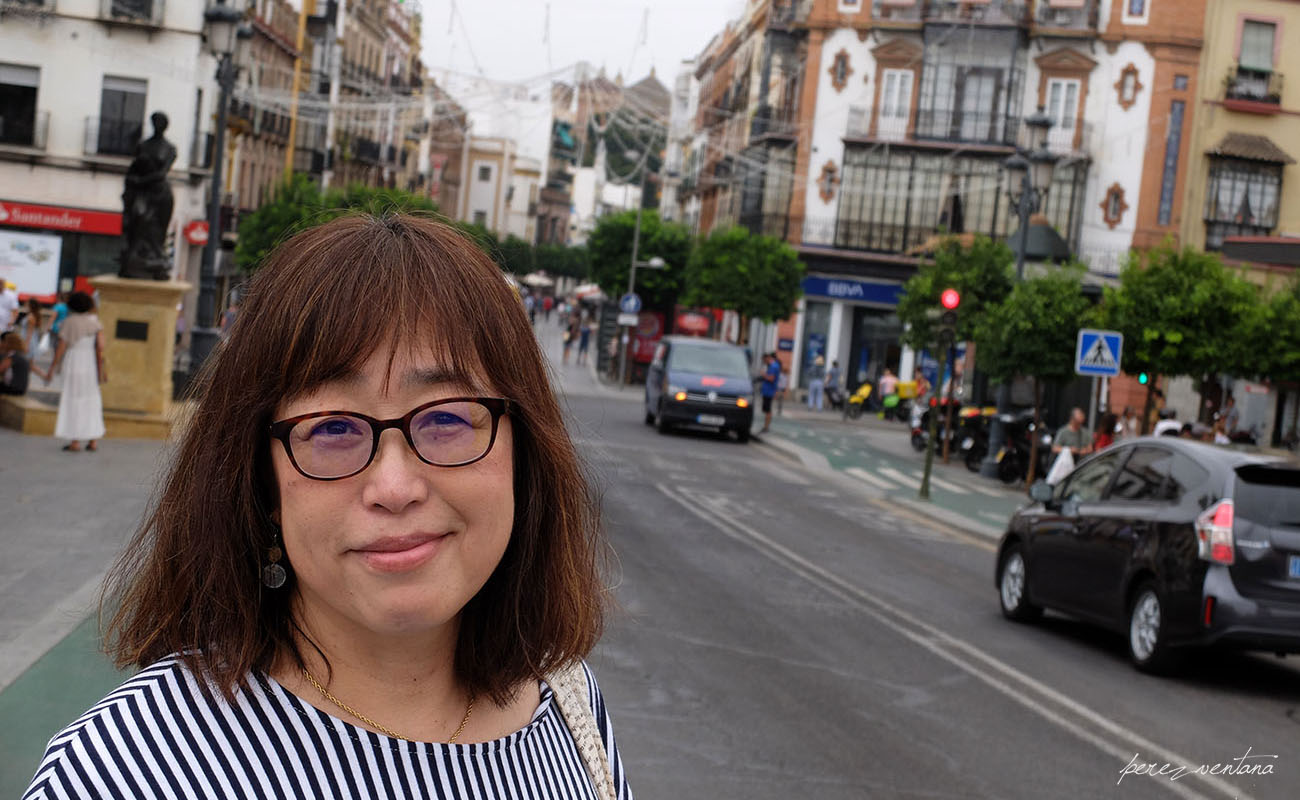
[1052,407,1092,459]
[759,352,781,433]
[807,356,826,411]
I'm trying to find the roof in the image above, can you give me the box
[1114,436,1286,469]
[1207,132,1297,165]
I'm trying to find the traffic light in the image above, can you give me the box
[937,288,959,345]
[1138,372,1149,385]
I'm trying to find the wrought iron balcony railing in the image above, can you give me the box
[1224,65,1283,106]
[1033,0,1099,31]
[925,0,1029,26]
[914,108,1018,147]
[872,0,923,23]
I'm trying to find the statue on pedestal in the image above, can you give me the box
[119,112,177,280]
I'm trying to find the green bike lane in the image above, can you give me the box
[755,409,1031,541]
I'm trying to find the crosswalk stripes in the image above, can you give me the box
[926,474,971,496]
[877,466,919,489]
[845,467,894,490]
[966,482,1009,498]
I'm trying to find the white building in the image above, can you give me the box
[0,0,217,304]
[660,59,698,224]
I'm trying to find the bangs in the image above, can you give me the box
[241,214,523,405]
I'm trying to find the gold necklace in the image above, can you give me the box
[302,668,474,743]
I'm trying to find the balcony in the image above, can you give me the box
[846,106,909,141]
[84,116,141,157]
[924,0,1029,27]
[1224,65,1283,114]
[352,136,381,164]
[0,110,48,150]
[99,0,164,27]
[1032,0,1098,32]
[1045,120,1094,155]
[914,108,1018,148]
[740,212,790,240]
[750,104,798,140]
[873,0,924,24]
[1,0,55,15]
[769,0,812,28]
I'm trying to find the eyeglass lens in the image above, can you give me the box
[287,400,495,478]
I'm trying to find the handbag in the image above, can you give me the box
[34,331,52,359]
[547,662,617,800]
[1046,447,1075,486]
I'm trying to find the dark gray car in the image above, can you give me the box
[995,437,1300,672]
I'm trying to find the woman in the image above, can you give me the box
[562,314,580,365]
[19,296,45,357]
[24,215,630,799]
[1093,411,1118,451]
[39,291,105,452]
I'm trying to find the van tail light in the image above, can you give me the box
[1195,500,1235,565]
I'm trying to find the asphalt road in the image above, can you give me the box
[555,360,1300,800]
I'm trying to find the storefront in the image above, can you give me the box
[791,275,905,393]
[0,199,122,299]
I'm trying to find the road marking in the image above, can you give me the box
[656,482,1240,800]
[968,482,1007,498]
[878,466,919,488]
[749,457,812,486]
[0,569,107,694]
[845,467,896,491]
[925,474,971,495]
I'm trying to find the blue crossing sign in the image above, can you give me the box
[1075,328,1123,377]
[619,292,642,314]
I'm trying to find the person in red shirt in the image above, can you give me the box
[1093,411,1118,451]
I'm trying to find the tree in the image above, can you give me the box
[975,266,1095,485]
[681,226,805,323]
[1102,244,1263,429]
[587,211,693,308]
[535,243,591,280]
[896,235,1015,351]
[1264,281,1300,443]
[498,235,536,276]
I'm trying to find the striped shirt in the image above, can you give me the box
[23,655,632,799]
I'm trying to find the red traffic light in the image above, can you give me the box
[940,288,961,310]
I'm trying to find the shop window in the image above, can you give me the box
[830,50,853,93]
[98,75,146,156]
[1100,183,1129,229]
[0,63,39,147]
[1204,157,1282,250]
[1115,64,1143,111]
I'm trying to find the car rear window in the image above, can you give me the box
[668,345,750,378]
[1233,464,1300,527]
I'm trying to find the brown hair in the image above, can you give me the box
[105,213,606,705]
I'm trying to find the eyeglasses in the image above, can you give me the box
[269,397,512,481]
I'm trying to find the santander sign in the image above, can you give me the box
[0,200,122,236]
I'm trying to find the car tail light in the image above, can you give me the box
[736,397,749,408]
[1195,500,1235,565]
[674,391,687,402]
[1203,595,1216,627]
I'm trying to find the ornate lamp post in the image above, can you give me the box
[191,0,251,377]
[979,107,1060,479]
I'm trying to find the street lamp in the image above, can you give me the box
[979,106,1061,480]
[620,150,664,387]
[192,0,251,378]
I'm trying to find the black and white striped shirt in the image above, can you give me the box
[23,655,632,799]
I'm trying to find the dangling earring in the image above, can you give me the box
[262,531,287,589]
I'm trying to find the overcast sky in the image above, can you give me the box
[417,0,744,86]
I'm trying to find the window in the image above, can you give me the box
[104,0,159,24]
[830,50,853,93]
[98,75,146,156]
[1059,453,1121,504]
[1204,157,1282,250]
[1167,454,1210,502]
[838,0,861,12]
[478,165,491,182]
[1239,21,1276,73]
[1156,100,1184,225]
[1110,447,1173,502]
[1100,183,1128,229]
[879,69,913,141]
[1045,78,1079,152]
[0,63,39,147]
[1123,0,1149,25]
[472,210,487,226]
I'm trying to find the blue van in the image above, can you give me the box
[644,336,755,442]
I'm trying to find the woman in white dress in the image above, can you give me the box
[39,291,106,451]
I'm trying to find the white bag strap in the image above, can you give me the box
[547,662,617,800]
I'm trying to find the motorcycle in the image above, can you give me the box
[993,411,1054,485]
[910,396,961,452]
[956,407,998,471]
[844,382,874,420]
[825,382,847,412]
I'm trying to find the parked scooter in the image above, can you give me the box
[956,407,998,471]
[825,382,847,412]
[844,382,874,419]
[910,396,961,452]
[993,411,1054,484]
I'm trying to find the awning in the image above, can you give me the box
[1207,132,1296,165]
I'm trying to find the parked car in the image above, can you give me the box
[994,437,1300,672]
[644,336,754,442]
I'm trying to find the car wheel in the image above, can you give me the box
[656,402,672,435]
[998,545,1042,622]
[735,428,750,444]
[1127,582,1179,673]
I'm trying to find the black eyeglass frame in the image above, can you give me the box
[269,396,513,481]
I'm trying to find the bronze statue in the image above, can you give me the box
[119,112,177,280]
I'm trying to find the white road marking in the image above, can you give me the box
[749,457,812,486]
[656,482,1239,800]
[845,467,897,491]
[878,466,919,488]
[926,474,971,495]
[968,482,1008,498]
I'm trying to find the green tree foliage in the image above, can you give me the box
[1263,279,1300,385]
[587,211,692,308]
[681,226,805,323]
[235,175,439,273]
[497,235,536,276]
[535,243,591,279]
[974,266,1095,385]
[897,236,1015,350]
[1102,244,1263,381]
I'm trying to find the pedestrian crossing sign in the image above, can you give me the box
[1075,328,1123,377]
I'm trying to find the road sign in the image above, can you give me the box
[183,220,209,246]
[619,292,641,314]
[617,312,639,326]
[1075,328,1123,377]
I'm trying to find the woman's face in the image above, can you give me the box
[270,342,515,641]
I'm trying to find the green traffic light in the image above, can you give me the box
[1138,373,1149,385]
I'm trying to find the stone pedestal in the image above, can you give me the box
[90,275,191,429]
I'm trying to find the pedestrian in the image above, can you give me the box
[827,359,842,391]
[578,312,593,365]
[24,213,630,800]
[48,291,68,351]
[219,296,239,337]
[524,292,536,325]
[0,280,20,327]
[562,314,579,365]
[1221,394,1240,436]
[759,351,780,433]
[1052,407,1092,459]
[542,294,554,322]
[0,331,31,395]
[1118,405,1138,440]
[878,367,899,398]
[1093,411,1117,451]
[807,355,826,411]
[18,297,45,358]
[38,291,106,452]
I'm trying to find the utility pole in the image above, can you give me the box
[284,0,316,181]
